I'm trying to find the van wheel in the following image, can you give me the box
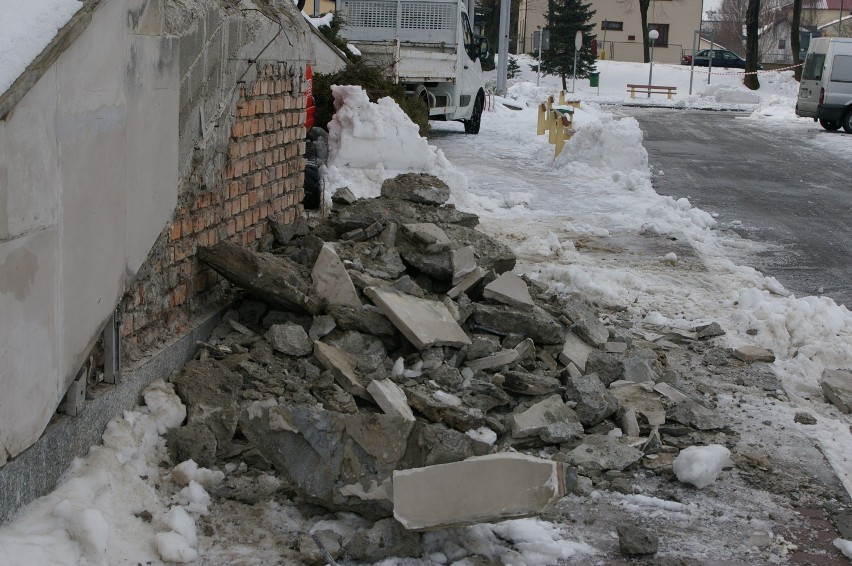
[842,110,852,134]
[819,118,841,131]
[464,92,484,135]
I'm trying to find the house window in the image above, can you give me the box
[648,23,669,47]
[628,35,636,40]
[601,20,623,30]
[778,38,786,49]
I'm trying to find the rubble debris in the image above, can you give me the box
[794,412,817,425]
[617,523,659,556]
[401,223,453,253]
[331,186,357,205]
[332,196,478,233]
[562,435,643,473]
[268,214,310,246]
[483,272,535,310]
[820,369,852,414]
[733,345,776,363]
[451,246,477,284]
[405,386,486,432]
[560,297,609,347]
[326,304,397,338]
[563,373,619,427]
[610,384,666,427]
[343,517,421,562]
[510,395,583,442]
[265,323,312,357]
[447,266,486,299]
[604,342,628,353]
[472,304,565,345]
[653,382,691,404]
[311,244,361,307]
[392,453,565,530]
[500,370,563,396]
[380,172,450,205]
[199,241,324,314]
[313,341,370,399]
[465,349,519,371]
[366,287,471,349]
[694,322,725,339]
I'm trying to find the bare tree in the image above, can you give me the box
[744,0,761,89]
[791,0,802,80]
[617,0,653,62]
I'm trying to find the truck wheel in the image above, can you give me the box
[464,93,484,135]
[819,118,841,131]
[842,110,852,134]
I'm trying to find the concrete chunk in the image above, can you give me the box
[559,331,596,372]
[621,409,641,437]
[393,453,564,531]
[401,223,453,253]
[733,345,775,363]
[820,369,852,414]
[510,394,583,442]
[314,341,369,399]
[465,349,519,371]
[368,379,416,422]
[483,272,535,310]
[265,323,312,356]
[653,382,691,404]
[312,244,361,308]
[366,287,471,350]
[452,246,477,285]
[447,266,486,299]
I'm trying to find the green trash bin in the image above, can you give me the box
[589,72,600,87]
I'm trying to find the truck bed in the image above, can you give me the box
[355,42,458,83]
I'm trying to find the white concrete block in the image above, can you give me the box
[312,244,361,308]
[447,266,486,299]
[559,331,595,372]
[367,379,416,422]
[393,453,565,530]
[451,246,477,285]
[313,341,369,399]
[366,287,471,350]
[483,272,535,310]
[401,223,452,253]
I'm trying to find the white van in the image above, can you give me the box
[796,37,852,132]
[336,0,486,133]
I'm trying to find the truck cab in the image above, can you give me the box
[796,37,852,133]
[336,0,487,133]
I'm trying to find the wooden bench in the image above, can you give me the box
[626,84,677,99]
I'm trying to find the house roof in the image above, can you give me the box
[806,0,852,11]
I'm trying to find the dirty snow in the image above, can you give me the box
[0,0,82,95]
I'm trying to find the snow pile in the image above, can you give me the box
[0,0,82,95]
[701,83,761,104]
[749,95,798,121]
[0,379,202,566]
[557,116,649,175]
[323,85,468,204]
[506,81,552,106]
[673,444,732,488]
[420,518,598,565]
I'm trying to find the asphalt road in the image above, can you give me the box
[617,107,852,308]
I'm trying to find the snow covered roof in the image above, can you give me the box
[0,0,83,98]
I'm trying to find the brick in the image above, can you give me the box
[194,214,205,233]
[172,284,187,307]
[227,219,237,235]
[170,223,182,241]
[235,215,244,232]
[181,218,192,237]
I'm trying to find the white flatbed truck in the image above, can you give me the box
[336,0,487,133]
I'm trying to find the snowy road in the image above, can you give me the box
[618,107,852,308]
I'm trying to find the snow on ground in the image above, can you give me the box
[2,57,851,564]
[0,0,82,95]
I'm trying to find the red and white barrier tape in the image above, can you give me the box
[653,62,803,76]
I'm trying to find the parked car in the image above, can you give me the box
[681,49,763,70]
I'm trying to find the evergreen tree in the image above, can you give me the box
[540,0,597,90]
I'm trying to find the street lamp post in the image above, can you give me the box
[648,29,659,98]
[536,26,543,87]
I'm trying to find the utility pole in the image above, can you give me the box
[497,0,510,95]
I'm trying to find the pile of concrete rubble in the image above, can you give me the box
[167,173,748,562]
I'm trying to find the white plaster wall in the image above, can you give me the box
[0,0,179,464]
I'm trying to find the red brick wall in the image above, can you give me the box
[120,62,307,359]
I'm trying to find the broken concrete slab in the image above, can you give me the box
[452,246,477,285]
[326,304,398,338]
[483,272,535,310]
[442,224,516,276]
[265,323,313,357]
[465,349,519,372]
[343,517,422,562]
[733,346,776,363]
[240,402,414,517]
[500,370,563,396]
[610,384,666,426]
[623,357,657,383]
[510,395,583,442]
[563,373,619,427]
[331,186,358,205]
[694,322,725,339]
[392,453,564,530]
[669,401,723,430]
[199,242,324,314]
[309,315,337,341]
[313,341,370,399]
[268,215,310,246]
[447,266,486,300]
[559,331,596,373]
[472,304,565,345]
[820,369,852,414]
[653,382,691,404]
[365,287,471,350]
[564,435,643,473]
[332,197,478,234]
[621,409,641,437]
[617,523,659,556]
[334,240,407,281]
[401,223,453,253]
[405,421,491,467]
[560,297,609,347]
[380,173,451,205]
[604,342,628,354]
[405,386,486,432]
[311,244,362,308]
[368,379,416,422]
